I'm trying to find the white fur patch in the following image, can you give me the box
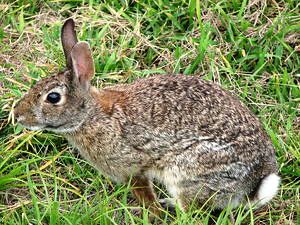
[17,116,44,131]
[16,115,25,123]
[255,173,280,206]
[147,166,186,199]
[25,125,44,131]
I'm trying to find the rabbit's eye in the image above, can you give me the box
[47,92,61,104]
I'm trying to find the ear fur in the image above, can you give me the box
[61,18,78,69]
[70,41,95,90]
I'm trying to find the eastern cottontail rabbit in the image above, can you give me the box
[14,19,280,216]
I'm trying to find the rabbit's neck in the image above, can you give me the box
[62,95,129,182]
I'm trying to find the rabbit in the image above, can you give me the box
[14,18,280,216]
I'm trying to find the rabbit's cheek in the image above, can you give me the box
[40,104,62,121]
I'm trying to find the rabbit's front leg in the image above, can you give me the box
[131,175,162,217]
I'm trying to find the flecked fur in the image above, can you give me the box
[14,19,279,214]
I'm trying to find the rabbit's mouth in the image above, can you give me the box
[44,121,82,134]
[18,122,45,131]
[45,123,67,131]
[15,115,45,131]
[18,122,69,133]
[16,115,65,132]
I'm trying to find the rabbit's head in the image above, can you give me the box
[14,19,95,133]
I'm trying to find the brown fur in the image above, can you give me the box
[131,176,162,216]
[92,88,127,115]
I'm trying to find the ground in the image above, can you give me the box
[0,0,299,224]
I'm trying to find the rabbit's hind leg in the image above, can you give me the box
[175,182,244,212]
[158,198,177,214]
[131,175,162,217]
[173,181,222,212]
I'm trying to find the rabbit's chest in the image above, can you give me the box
[65,134,146,182]
[65,136,121,179]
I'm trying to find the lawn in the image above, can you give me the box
[0,0,299,224]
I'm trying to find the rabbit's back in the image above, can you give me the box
[118,75,276,162]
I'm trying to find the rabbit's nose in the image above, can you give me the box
[14,110,21,122]
[14,104,23,123]
[14,112,26,124]
[16,116,25,123]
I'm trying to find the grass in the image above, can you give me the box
[0,0,299,224]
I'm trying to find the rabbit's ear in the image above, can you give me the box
[70,41,95,90]
[61,18,78,69]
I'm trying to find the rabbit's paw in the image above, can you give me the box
[158,198,177,215]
